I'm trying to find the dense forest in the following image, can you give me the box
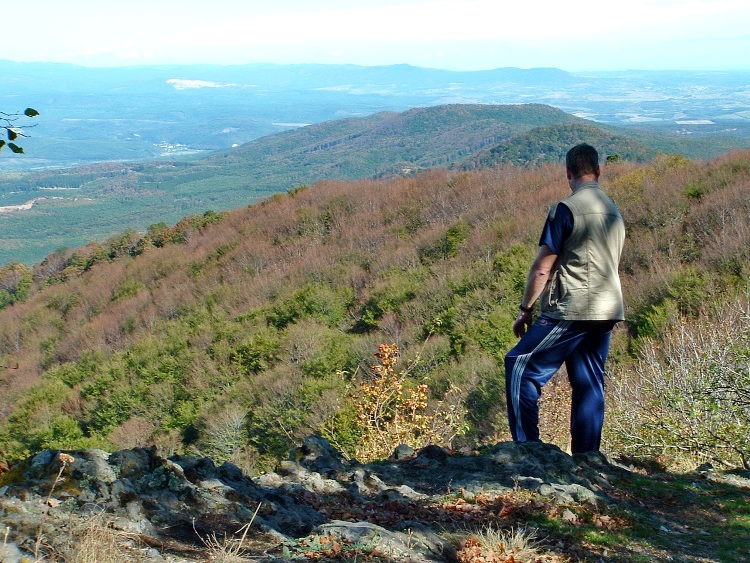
[1,150,749,473]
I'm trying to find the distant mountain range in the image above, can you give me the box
[2,61,749,171]
[1,60,750,266]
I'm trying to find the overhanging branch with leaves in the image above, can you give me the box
[0,108,39,153]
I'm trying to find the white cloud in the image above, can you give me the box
[3,0,749,70]
[166,79,238,90]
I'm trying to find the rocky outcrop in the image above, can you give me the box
[0,437,635,561]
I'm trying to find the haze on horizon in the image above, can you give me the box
[5,0,750,72]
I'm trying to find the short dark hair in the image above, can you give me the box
[566,143,599,178]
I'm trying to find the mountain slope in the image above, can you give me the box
[207,103,587,179]
[0,103,724,266]
[0,61,590,171]
[464,123,657,167]
[1,149,749,473]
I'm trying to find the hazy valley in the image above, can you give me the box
[2,62,750,266]
[4,62,750,172]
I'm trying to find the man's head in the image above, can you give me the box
[566,143,600,180]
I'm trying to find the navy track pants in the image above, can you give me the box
[504,315,616,454]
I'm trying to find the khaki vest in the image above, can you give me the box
[540,181,625,321]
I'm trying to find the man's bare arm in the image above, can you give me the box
[513,245,558,337]
[521,244,558,308]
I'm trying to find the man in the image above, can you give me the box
[504,143,625,454]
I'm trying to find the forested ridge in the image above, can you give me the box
[4,102,747,266]
[1,150,749,475]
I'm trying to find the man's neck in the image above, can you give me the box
[569,173,598,191]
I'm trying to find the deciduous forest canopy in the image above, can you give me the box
[1,149,749,473]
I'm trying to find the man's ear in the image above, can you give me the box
[566,168,572,180]
[595,165,601,178]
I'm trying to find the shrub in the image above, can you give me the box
[298,333,355,379]
[231,329,281,374]
[607,296,750,469]
[196,404,249,464]
[492,243,534,295]
[355,269,424,332]
[458,349,508,444]
[107,417,156,449]
[419,221,471,263]
[111,278,146,302]
[0,379,72,458]
[0,262,33,308]
[458,525,545,563]
[350,343,468,462]
[244,368,311,465]
[267,283,353,329]
[3,399,108,459]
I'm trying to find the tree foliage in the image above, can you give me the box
[0,262,33,307]
[0,108,39,153]
[346,343,467,462]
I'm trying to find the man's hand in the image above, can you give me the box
[513,310,533,338]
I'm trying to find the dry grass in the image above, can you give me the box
[59,513,150,563]
[458,525,553,563]
[194,503,261,562]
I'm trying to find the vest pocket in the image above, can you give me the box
[545,270,559,307]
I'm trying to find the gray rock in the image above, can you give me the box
[218,460,244,481]
[0,437,637,561]
[318,520,457,562]
[393,521,459,563]
[417,444,449,463]
[372,485,424,503]
[0,541,24,563]
[71,449,117,485]
[109,448,156,479]
[291,435,349,476]
[392,444,416,460]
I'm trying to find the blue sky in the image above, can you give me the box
[5,0,750,71]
